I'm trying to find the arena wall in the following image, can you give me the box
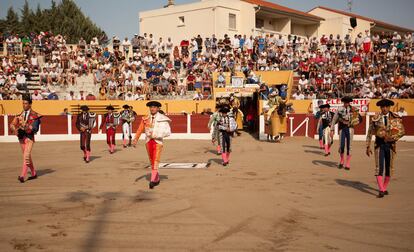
[0,100,216,116]
[258,99,414,115]
[2,112,413,142]
[0,114,212,142]
[1,99,413,116]
[259,113,414,142]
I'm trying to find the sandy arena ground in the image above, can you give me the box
[0,134,413,252]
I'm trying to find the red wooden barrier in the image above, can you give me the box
[1,115,414,138]
[191,115,210,133]
[403,117,414,135]
[354,116,366,135]
[40,116,68,134]
[131,116,143,132]
[0,116,3,136]
[169,115,187,133]
[7,116,16,135]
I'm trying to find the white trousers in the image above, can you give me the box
[122,122,132,139]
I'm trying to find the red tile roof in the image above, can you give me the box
[309,6,413,33]
[242,0,324,21]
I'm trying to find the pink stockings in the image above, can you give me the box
[376,176,391,192]
[221,152,230,163]
[324,144,331,155]
[83,150,91,162]
[19,138,36,178]
[340,154,351,168]
[146,139,162,183]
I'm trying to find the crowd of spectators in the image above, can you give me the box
[1,30,414,101]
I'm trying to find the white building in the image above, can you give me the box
[139,0,413,44]
[139,0,323,43]
[308,6,413,40]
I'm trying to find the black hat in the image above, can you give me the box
[319,103,330,109]
[219,107,230,113]
[80,105,89,111]
[146,101,162,107]
[376,99,394,107]
[341,96,353,103]
[122,104,129,109]
[106,105,114,110]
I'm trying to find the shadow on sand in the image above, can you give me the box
[135,174,169,182]
[80,192,121,252]
[302,145,323,150]
[335,179,378,196]
[89,156,101,162]
[204,149,220,155]
[36,169,56,177]
[312,160,338,168]
[207,158,223,165]
[304,149,325,155]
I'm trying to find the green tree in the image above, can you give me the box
[0,0,106,43]
[4,7,20,35]
[20,0,35,35]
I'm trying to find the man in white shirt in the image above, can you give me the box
[31,90,43,100]
[16,72,26,88]
[292,90,305,100]
[133,89,145,100]
[143,54,153,65]
[134,77,143,89]
[191,38,198,58]
[124,91,135,101]
[66,91,76,100]
[108,78,118,90]
[124,76,134,90]
[122,37,131,57]
[397,107,408,117]
[30,54,39,71]
[276,35,285,49]
[76,90,86,101]
[245,36,253,54]
[298,75,308,91]
[193,91,203,100]
[232,35,240,51]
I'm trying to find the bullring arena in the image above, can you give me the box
[1,0,414,251]
[1,98,414,251]
[1,135,414,251]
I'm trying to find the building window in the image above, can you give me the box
[229,13,236,30]
[178,16,185,26]
[256,18,264,29]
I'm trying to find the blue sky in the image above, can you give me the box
[1,0,413,39]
